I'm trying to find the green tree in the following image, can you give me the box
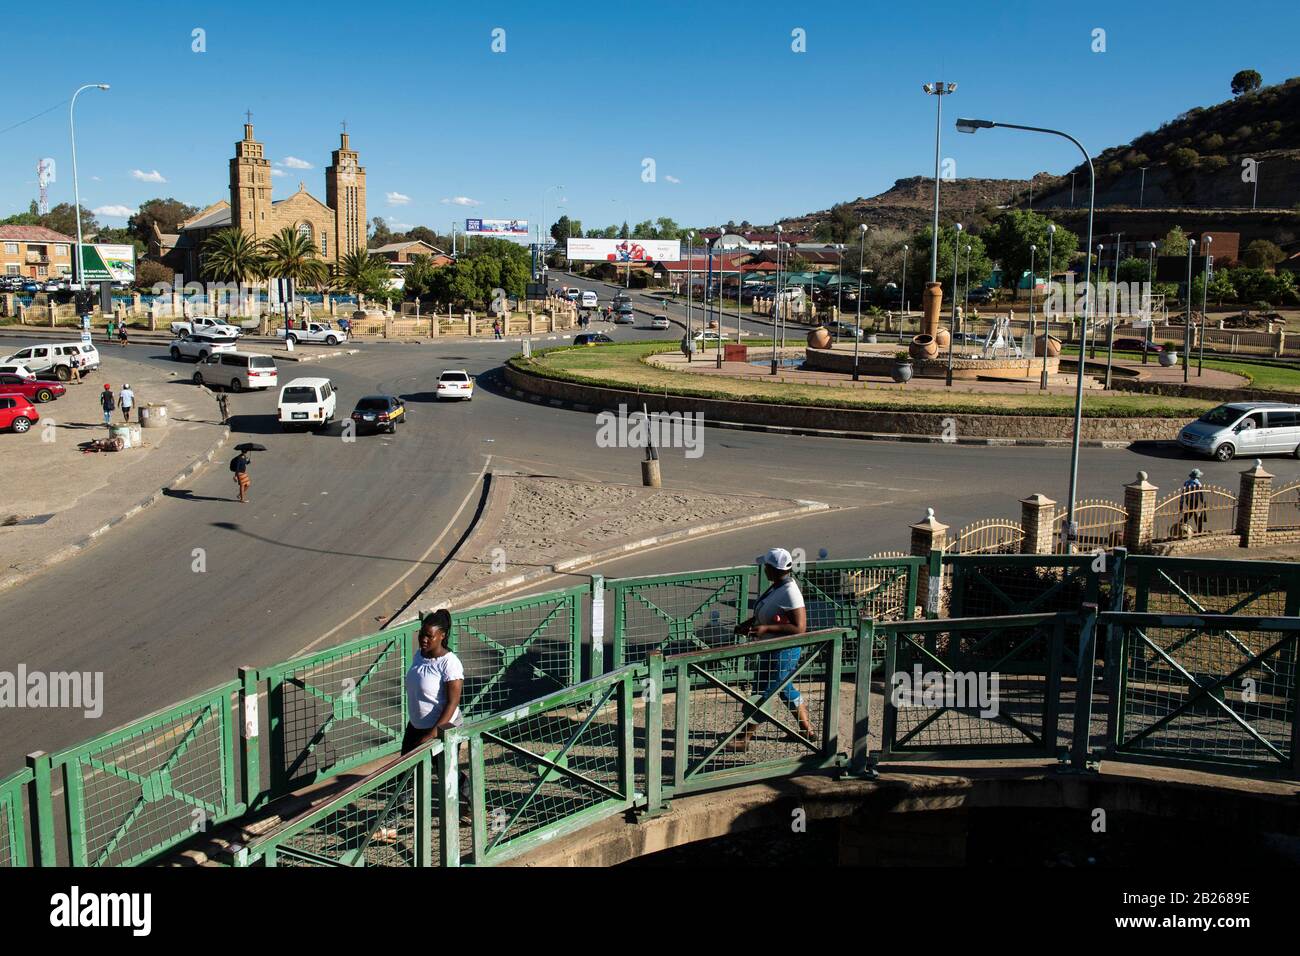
[1159,226,1191,255]
[905,224,994,298]
[1231,69,1263,96]
[127,198,198,247]
[981,211,1079,288]
[261,227,329,288]
[1242,239,1285,270]
[200,228,266,283]
[134,258,173,291]
[368,217,395,248]
[654,218,681,240]
[1116,257,1149,284]
[1168,147,1200,171]
[334,246,393,298]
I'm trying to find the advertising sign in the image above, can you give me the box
[465,218,529,237]
[78,244,136,283]
[565,238,681,263]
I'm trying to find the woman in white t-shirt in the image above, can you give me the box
[401,609,465,755]
[729,548,815,751]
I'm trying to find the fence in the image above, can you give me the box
[949,518,1025,556]
[1269,481,1300,532]
[5,551,1300,867]
[1053,500,1127,554]
[1150,484,1238,543]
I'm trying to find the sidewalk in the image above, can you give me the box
[0,355,229,591]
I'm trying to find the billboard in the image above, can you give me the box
[78,243,136,283]
[465,218,529,238]
[566,238,681,263]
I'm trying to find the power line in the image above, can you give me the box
[0,98,72,137]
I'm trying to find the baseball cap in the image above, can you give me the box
[758,548,794,572]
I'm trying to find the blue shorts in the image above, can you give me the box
[757,646,803,707]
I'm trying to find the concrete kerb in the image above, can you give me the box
[0,418,232,595]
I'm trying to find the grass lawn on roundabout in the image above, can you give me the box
[512,341,1218,418]
[1062,345,1300,393]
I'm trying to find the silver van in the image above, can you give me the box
[192,350,279,392]
[1177,402,1300,461]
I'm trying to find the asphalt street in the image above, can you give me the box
[1,318,1296,771]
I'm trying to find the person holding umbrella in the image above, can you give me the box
[229,443,265,503]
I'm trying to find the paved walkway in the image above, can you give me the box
[0,354,228,591]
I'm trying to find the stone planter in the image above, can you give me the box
[891,362,913,383]
[865,333,877,344]
[1034,334,1062,357]
[909,333,938,361]
[807,325,832,349]
[1159,350,1179,367]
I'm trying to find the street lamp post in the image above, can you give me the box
[1252,162,1262,210]
[963,243,971,333]
[1028,243,1036,367]
[1090,243,1103,360]
[1184,238,1194,384]
[945,223,963,387]
[922,82,957,284]
[899,244,908,341]
[70,83,110,289]
[1199,235,1212,377]
[1139,167,1147,208]
[1144,241,1157,364]
[1042,225,1055,390]
[1105,235,1121,389]
[540,184,564,281]
[686,230,694,363]
[853,223,867,381]
[957,117,1095,554]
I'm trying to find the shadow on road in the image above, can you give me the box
[208,521,440,565]
[165,487,236,504]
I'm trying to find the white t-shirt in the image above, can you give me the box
[405,651,465,730]
[753,577,805,625]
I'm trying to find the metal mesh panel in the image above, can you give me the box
[56,687,236,867]
[453,592,580,718]
[794,560,915,673]
[475,686,625,859]
[1133,562,1292,618]
[947,557,1097,619]
[0,772,27,868]
[1117,622,1297,770]
[613,572,750,667]
[268,632,408,793]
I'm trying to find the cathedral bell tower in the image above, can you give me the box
[230,116,272,238]
[325,126,366,259]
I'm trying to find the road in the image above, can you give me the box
[1,320,1295,770]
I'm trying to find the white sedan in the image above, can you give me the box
[436,369,475,401]
[692,329,729,344]
[650,315,671,330]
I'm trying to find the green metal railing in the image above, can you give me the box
[1126,555,1300,619]
[42,682,242,867]
[0,768,32,868]
[945,553,1103,618]
[794,558,922,673]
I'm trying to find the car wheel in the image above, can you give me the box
[1293,444,1300,459]
[281,422,293,432]
[326,335,338,346]
[170,347,181,360]
[230,379,243,393]
[36,388,54,403]
[192,371,204,386]
[12,416,31,433]
[54,366,70,381]
[1214,443,1236,462]
[286,335,297,346]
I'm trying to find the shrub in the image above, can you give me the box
[1169,147,1200,171]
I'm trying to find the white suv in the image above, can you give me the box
[1,342,101,380]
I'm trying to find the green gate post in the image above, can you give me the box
[238,666,262,811]
[1101,549,1128,738]
[849,620,877,777]
[469,734,488,866]
[1070,605,1100,770]
[589,574,606,680]
[644,652,665,813]
[25,751,55,867]
[439,732,462,867]
[414,749,433,866]
[927,548,945,619]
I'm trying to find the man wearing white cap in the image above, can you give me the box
[729,547,814,751]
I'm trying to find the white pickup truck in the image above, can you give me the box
[170,316,242,338]
[277,322,348,346]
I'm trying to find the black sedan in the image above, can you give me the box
[350,394,407,434]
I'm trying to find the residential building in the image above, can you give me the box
[0,225,75,279]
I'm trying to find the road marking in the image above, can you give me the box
[291,453,493,657]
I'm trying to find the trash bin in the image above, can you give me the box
[139,403,169,428]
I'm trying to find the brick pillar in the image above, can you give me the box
[1020,493,1056,555]
[1237,459,1273,548]
[2,293,14,317]
[467,312,477,336]
[548,313,556,332]
[529,310,538,334]
[1124,471,1158,553]
[910,508,948,616]
[131,292,141,316]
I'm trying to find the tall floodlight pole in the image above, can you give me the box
[1139,167,1148,208]
[1105,235,1121,389]
[1091,243,1103,360]
[1184,238,1194,384]
[1145,241,1157,364]
[853,223,866,381]
[1199,234,1212,377]
[963,244,972,329]
[899,244,908,339]
[922,82,957,283]
[686,230,694,363]
[835,244,844,344]
[945,222,963,387]
[70,83,110,288]
[1070,172,1076,208]
[1042,225,1055,390]
[956,117,1095,554]
[1252,162,1262,210]
[1028,243,1036,369]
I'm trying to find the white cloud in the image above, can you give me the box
[91,176,102,182]
[271,168,286,177]
[389,222,413,230]
[664,175,681,184]
[280,156,312,169]
[132,169,167,183]
[386,191,412,206]
[93,204,133,218]
[440,196,481,206]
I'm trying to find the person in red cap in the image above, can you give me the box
[99,384,115,425]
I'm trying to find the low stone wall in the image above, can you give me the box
[1147,532,1242,556]
[505,362,1185,441]
[1112,378,1300,405]
[804,347,1061,381]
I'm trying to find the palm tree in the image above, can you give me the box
[261,226,330,289]
[334,246,393,302]
[201,228,265,283]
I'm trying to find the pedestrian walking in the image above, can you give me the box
[1180,468,1207,535]
[216,391,230,425]
[69,353,83,384]
[728,548,814,752]
[230,449,251,503]
[99,383,115,425]
[118,383,135,422]
[107,318,115,341]
[117,321,129,347]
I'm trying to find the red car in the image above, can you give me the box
[0,395,39,433]
[0,373,65,403]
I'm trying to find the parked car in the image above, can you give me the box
[613,304,636,324]
[0,363,36,380]
[967,286,995,304]
[278,321,347,346]
[350,395,407,434]
[0,396,38,433]
[277,377,338,430]
[169,316,242,338]
[650,315,671,330]
[564,288,580,302]
[1177,402,1300,461]
[435,369,475,401]
[192,351,279,392]
[824,321,864,340]
[692,329,729,344]
[580,291,599,309]
[170,333,238,363]
[1,342,100,381]
[1110,337,1162,353]
[573,333,614,345]
[0,374,65,404]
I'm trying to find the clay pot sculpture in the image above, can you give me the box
[807,325,832,349]
[1034,334,1062,357]
[909,334,939,361]
[922,282,944,337]
[934,328,951,350]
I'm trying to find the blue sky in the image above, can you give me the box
[4,0,1297,235]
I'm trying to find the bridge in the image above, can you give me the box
[2,550,1298,867]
